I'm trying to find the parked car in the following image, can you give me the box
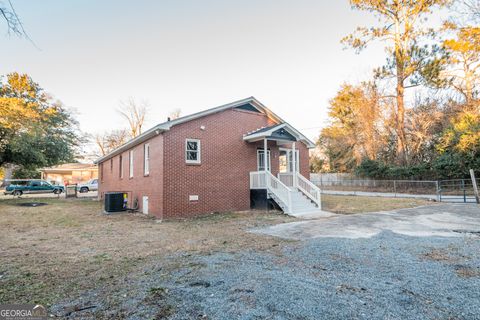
[4,180,64,196]
[76,179,98,193]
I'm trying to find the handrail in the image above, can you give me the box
[265,171,292,213]
[295,172,322,209]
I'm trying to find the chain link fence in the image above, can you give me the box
[311,175,480,203]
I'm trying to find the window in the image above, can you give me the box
[119,155,123,179]
[144,143,150,175]
[185,139,201,164]
[129,150,134,178]
[257,150,271,171]
[110,159,113,172]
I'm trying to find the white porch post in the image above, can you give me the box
[292,142,296,188]
[264,138,268,172]
[264,138,268,202]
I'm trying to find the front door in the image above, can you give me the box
[279,149,299,173]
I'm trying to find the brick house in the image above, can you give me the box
[96,97,322,219]
[40,163,98,185]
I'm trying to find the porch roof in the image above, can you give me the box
[243,123,315,148]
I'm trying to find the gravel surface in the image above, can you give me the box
[58,231,480,319]
[154,232,480,320]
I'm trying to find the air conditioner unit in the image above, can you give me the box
[104,192,126,213]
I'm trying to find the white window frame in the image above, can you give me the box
[144,143,150,176]
[129,150,134,178]
[257,149,271,171]
[119,155,123,179]
[185,139,201,164]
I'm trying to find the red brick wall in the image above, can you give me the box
[162,109,277,218]
[99,107,311,219]
[98,134,164,216]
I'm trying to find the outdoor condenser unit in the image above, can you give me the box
[104,192,126,212]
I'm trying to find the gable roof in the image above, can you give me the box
[95,97,314,163]
[243,123,315,147]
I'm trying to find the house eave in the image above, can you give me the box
[94,96,315,163]
[94,127,167,164]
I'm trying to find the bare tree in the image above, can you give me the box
[1,0,37,47]
[94,129,129,156]
[117,98,149,138]
[1,1,23,36]
[461,0,480,22]
[168,108,181,120]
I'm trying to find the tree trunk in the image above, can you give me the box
[395,41,408,165]
[396,80,407,164]
[1,164,17,187]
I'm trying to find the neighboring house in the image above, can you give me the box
[40,163,98,185]
[96,97,322,219]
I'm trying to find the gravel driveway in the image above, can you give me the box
[155,204,480,319]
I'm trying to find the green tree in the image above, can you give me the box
[342,0,450,164]
[0,73,79,178]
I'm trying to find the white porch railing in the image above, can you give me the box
[250,171,293,213]
[278,173,294,187]
[295,173,322,209]
[250,171,321,213]
[250,171,267,189]
[278,172,322,209]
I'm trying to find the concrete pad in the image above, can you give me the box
[289,210,336,219]
[253,203,480,240]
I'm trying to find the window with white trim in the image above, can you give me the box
[129,150,134,178]
[257,149,271,171]
[144,143,150,175]
[119,155,123,179]
[185,139,201,164]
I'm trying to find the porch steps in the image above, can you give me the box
[270,190,334,219]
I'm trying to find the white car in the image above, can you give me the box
[77,179,98,193]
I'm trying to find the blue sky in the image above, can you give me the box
[1,0,388,140]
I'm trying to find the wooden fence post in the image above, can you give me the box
[470,169,480,204]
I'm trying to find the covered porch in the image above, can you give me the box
[243,123,321,215]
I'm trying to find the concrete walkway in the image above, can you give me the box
[253,203,480,240]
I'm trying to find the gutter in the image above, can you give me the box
[94,126,167,164]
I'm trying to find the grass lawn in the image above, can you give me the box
[0,195,431,317]
[321,194,431,214]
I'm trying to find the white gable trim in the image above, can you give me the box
[243,123,315,148]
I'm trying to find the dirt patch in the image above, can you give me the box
[15,202,48,207]
[454,265,480,278]
[420,249,454,262]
